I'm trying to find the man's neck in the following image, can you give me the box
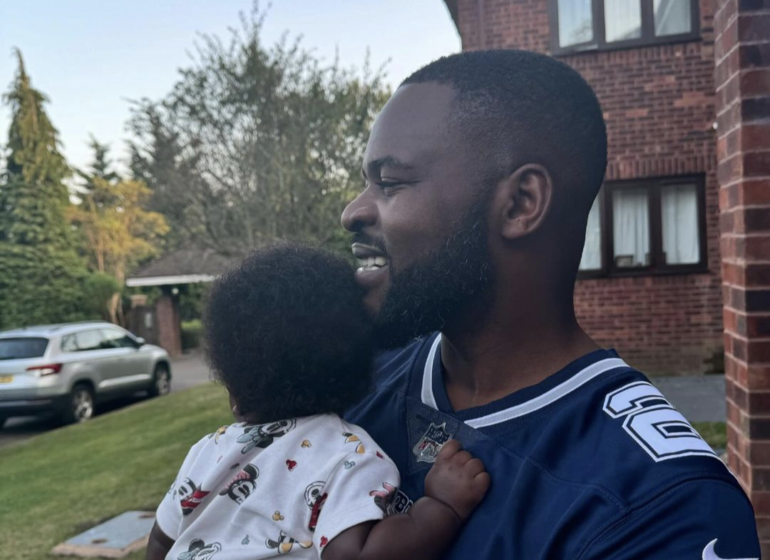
[439,305,599,412]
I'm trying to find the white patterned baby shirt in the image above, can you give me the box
[156,414,400,560]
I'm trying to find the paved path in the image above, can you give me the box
[651,374,726,423]
[0,351,214,450]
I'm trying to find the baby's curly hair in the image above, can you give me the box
[204,243,374,424]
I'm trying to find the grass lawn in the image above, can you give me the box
[0,383,232,560]
[692,421,728,451]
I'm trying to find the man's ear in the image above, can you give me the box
[493,164,553,240]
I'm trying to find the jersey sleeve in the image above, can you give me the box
[580,479,760,560]
[312,450,401,554]
[155,438,208,540]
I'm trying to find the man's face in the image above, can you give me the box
[341,83,494,348]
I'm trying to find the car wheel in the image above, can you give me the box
[61,384,95,425]
[149,364,171,398]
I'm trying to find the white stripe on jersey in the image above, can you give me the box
[420,336,630,428]
[420,335,441,410]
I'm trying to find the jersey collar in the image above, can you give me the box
[418,333,631,428]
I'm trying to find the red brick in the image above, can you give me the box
[738,14,770,43]
[741,71,770,99]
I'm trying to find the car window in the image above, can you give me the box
[0,337,49,360]
[100,328,137,349]
[60,334,78,353]
[74,330,105,352]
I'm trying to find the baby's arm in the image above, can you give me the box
[146,522,174,560]
[323,440,490,560]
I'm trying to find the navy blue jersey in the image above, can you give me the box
[346,334,760,559]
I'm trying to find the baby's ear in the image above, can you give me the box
[244,464,259,479]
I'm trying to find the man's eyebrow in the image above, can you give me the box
[363,156,415,178]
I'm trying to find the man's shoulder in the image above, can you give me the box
[509,364,739,509]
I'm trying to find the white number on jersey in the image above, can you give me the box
[603,382,717,462]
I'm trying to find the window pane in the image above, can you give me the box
[661,183,700,265]
[654,0,692,36]
[579,197,602,271]
[605,0,642,42]
[613,188,650,268]
[558,0,594,47]
[101,328,135,349]
[61,334,78,353]
[0,338,49,360]
[75,330,104,352]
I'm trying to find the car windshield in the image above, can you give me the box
[0,337,50,360]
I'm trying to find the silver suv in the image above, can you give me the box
[0,321,171,426]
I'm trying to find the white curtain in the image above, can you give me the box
[559,0,594,46]
[605,0,642,42]
[580,198,602,271]
[613,188,649,268]
[654,0,692,36]
[662,184,699,265]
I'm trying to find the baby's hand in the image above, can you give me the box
[423,439,491,522]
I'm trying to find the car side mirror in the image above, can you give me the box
[135,337,146,347]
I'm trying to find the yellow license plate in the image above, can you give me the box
[0,376,13,384]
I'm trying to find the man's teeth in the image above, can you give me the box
[358,256,387,270]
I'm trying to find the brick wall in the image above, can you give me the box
[451,0,724,374]
[714,0,770,554]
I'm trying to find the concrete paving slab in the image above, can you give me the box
[51,511,155,558]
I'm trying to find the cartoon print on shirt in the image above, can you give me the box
[301,440,312,448]
[208,425,228,444]
[272,511,284,521]
[305,481,328,532]
[178,478,211,516]
[343,432,365,454]
[177,538,221,560]
[265,531,312,554]
[370,482,397,515]
[237,419,297,454]
[218,463,259,504]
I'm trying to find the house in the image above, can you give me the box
[126,246,237,356]
[444,0,722,374]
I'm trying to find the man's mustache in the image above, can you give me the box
[352,232,388,255]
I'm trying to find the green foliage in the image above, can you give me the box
[181,319,203,350]
[0,49,71,246]
[179,283,209,322]
[0,243,90,329]
[128,3,389,255]
[692,422,727,451]
[0,383,231,560]
[0,50,90,330]
[81,273,120,320]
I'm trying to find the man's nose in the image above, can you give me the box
[341,187,377,232]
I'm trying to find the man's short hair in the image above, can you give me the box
[402,50,607,209]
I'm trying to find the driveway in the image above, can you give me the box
[0,351,212,450]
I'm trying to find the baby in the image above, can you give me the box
[147,243,489,560]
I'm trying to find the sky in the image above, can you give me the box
[0,1,459,175]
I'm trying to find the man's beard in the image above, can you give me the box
[374,196,494,350]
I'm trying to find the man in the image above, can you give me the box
[342,50,760,559]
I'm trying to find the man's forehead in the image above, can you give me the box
[364,82,457,169]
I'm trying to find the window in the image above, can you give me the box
[71,330,105,352]
[100,328,137,349]
[550,0,699,53]
[0,338,49,360]
[578,176,706,277]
